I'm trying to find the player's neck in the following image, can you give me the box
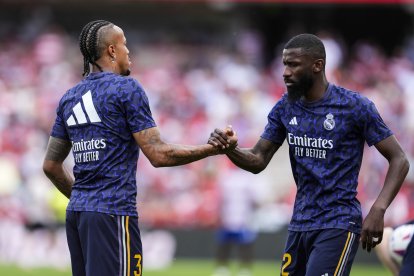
[304,76,329,102]
[91,60,119,75]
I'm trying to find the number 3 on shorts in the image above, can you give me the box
[281,253,292,276]
[134,254,142,276]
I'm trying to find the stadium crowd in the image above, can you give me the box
[0,22,414,267]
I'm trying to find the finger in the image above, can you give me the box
[376,231,383,244]
[366,234,374,252]
[211,133,229,149]
[371,232,382,248]
[225,125,234,136]
[207,138,218,147]
[378,234,383,244]
[360,231,367,250]
[212,131,228,143]
[209,135,227,147]
[214,128,230,139]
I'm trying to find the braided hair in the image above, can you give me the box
[79,20,114,76]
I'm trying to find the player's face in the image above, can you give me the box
[113,26,131,76]
[282,48,314,102]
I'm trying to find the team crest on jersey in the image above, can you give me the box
[323,113,335,131]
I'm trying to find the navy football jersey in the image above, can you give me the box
[261,83,393,233]
[51,72,156,217]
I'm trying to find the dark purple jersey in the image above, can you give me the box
[261,83,393,233]
[51,72,156,217]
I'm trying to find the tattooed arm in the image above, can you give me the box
[133,127,230,167]
[43,137,74,199]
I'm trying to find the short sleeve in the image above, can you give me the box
[361,99,393,146]
[50,105,69,140]
[260,100,286,144]
[123,80,157,133]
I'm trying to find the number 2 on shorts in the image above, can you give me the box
[281,253,292,276]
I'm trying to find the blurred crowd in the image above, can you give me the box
[1,20,414,267]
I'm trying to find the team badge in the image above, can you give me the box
[323,113,335,131]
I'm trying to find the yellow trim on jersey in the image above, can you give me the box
[334,232,351,276]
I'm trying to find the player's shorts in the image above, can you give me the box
[280,229,359,276]
[400,235,414,276]
[216,228,256,244]
[66,211,143,276]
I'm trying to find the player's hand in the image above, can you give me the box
[208,125,238,152]
[360,206,385,252]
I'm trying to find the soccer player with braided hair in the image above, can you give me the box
[43,20,237,276]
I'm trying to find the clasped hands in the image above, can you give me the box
[208,125,238,153]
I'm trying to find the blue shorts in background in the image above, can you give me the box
[281,229,359,276]
[216,228,257,244]
[66,211,143,276]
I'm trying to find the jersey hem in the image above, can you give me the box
[131,122,157,134]
[260,134,284,145]
[67,206,138,217]
[288,225,361,234]
[367,132,393,147]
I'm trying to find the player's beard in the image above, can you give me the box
[287,73,314,102]
[121,68,131,76]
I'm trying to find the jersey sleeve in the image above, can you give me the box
[260,99,286,144]
[50,102,69,140]
[361,98,393,146]
[123,79,157,133]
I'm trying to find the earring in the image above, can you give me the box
[111,56,116,63]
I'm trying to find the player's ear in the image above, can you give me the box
[313,59,324,73]
[106,44,116,58]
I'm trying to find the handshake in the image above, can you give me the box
[208,125,238,152]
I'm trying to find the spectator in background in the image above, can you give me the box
[375,220,414,276]
[212,162,258,276]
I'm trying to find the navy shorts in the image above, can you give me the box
[280,229,359,276]
[216,228,257,244]
[66,211,143,276]
[400,236,414,276]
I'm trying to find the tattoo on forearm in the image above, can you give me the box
[44,137,73,198]
[45,137,72,161]
[164,145,207,165]
[50,176,72,198]
[138,128,216,166]
[44,169,73,199]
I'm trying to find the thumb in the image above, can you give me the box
[225,125,234,136]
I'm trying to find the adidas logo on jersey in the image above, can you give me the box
[66,90,101,126]
[289,117,298,125]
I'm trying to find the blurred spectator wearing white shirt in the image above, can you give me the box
[212,162,259,276]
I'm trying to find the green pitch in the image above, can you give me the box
[0,259,392,276]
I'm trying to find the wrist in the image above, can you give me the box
[207,144,222,156]
[370,204,387,214]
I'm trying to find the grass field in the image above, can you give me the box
[0,259,392,276]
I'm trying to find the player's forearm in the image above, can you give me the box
[372,152,409,211]
[43,162,74,199]
[147,143,219,167]
[226,147,266,174]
